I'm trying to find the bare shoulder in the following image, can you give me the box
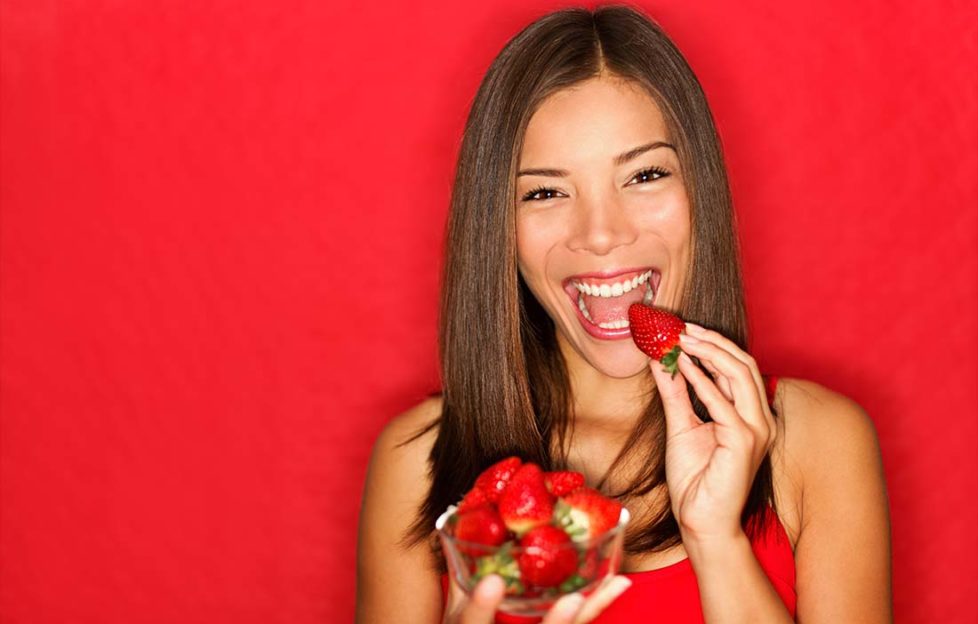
[356,396,443,624]
[774,379,887,493]
[775,378,893,621]
[372,395,443,468]
[361,396,443,524]
[775,377,881,461]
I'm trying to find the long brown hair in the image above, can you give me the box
[402,3,779,569]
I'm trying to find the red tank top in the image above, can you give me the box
[441,375,796,623]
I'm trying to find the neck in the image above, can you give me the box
[558,338,653,437]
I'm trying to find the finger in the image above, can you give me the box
[648,357,700,436]
[539,592,585,624]
[696,347,774,453]
[685,323,768,411]
[694,355,734,401]
[678,335,769,437]
[574,576,632,623]
[677,351,765,462]
[686,323,763,386]
[459,575,505,624]
[676,352,750,439]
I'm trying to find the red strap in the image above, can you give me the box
[764,374,779,406]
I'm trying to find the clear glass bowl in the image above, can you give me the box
[436,506,630,617]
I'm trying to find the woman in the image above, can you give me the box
[357,5,892,623]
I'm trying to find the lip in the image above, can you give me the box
[561,266,654,286]
[562,267,660,341]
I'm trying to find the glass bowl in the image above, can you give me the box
[436,505,630,617]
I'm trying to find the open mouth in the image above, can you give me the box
[562,268,660,335]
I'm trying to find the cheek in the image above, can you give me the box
[515,216,551,281]
[671,211,692,258]
[516,216,566,317]
[674,200,692,259]
[658,195,693,292]
[636,191,691,252]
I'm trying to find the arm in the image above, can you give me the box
[687,379,893,622]
[685,379,892,623]
[652,322,892,623]
[654,338,794,623]
[785,379,893,622]
[356,398,444,624]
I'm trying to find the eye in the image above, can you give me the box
[520,186,564,202]
[629,166,670,185]
[520,166,671,202]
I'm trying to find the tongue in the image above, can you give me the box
[583,286,648,325]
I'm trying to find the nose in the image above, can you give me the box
[566,192,638,256]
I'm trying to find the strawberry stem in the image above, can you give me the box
[660,345,681,378]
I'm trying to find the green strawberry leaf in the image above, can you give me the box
[558,573,588,593]
[472,541,521,591]
[660,345,681,378]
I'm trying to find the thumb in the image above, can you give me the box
[649,357,700,437]
[458,574,505,624]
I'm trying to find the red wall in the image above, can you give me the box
[1,1,975,622]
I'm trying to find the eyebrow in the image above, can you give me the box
[517,141,676,177]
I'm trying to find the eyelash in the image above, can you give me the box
[520,166,671,202]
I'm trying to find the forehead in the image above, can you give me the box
[519,76,670,166]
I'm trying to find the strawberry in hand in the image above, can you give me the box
[628,303,686,377]
[442,458,631,613]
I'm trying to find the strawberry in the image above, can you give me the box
[577,547,600,578]
[544,471,585,497]
[517,525,578,588]
[555,487,623,541]
[498,463,554,537]
[627,303,686,378]
[474,456,522,502]
[455,507,508,556]
[457,487,490,513]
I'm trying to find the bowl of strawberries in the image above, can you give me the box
[436,457,629,617]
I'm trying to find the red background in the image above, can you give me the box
[1,1,975,622]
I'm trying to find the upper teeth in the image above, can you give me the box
[572,271,653,297]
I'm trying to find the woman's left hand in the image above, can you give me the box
[648,322,777,544]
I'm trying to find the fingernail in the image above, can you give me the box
[685,322,706,335]
[476,574,504,598]
[679,333,699,345]
[610,576,632,596]
[556,592,585,614]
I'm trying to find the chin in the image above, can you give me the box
[586,352,650,379]
[556,325,651,380]
[599,365,650,380]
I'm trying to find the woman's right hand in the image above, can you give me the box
[442,574,632,624]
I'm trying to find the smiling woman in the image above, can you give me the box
[356,5,891,624]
